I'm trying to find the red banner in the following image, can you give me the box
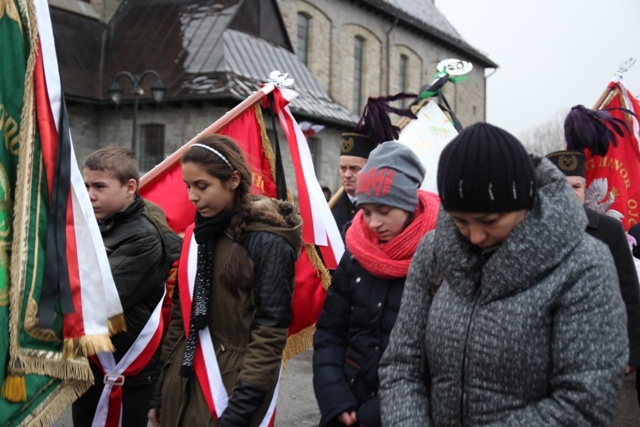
[140,105,275,234]
[585,81,640,230]
[139,98,327,355]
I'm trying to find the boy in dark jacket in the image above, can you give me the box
[72,145,175,427]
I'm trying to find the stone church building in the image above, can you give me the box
[51,0,495,193]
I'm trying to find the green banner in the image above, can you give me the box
[1,1,89,425]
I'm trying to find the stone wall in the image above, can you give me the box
[277,0,488,125]
[68,103,346,195]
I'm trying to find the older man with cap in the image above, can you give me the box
[331,132,376,237]
[547,149,640,380]
[330,95,416,239]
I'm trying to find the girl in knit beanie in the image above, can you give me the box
[313,142,440,427]
[380,122,628,426]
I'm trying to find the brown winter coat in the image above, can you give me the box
[158,198,302,426]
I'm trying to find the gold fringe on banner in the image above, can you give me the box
[19,352,93,383]
[5,0,40,403]
[17,379,90,427]
[107,313,127,335]
[303,243,332,291]
[2,2,97,418]
[255,104,278,177]
[282,324,316,368]
[254,104,332,362]
[62,335,115,359]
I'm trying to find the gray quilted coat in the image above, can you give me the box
[379,156,628,426]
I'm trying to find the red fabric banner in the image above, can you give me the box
[219,106,278,198]
[140,106,276,234]
[139,100,326,347]
[585,81,640,230]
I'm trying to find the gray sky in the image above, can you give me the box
[436,0,640,138]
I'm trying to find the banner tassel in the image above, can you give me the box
[1,358,27,402]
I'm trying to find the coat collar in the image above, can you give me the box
[585,207,600,230]
[99,194,144,233]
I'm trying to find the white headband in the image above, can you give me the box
[191,143,233,170]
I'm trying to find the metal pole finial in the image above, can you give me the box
[615,57,636,78]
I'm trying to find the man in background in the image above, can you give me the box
[330,133,375,237]
[547,149,640,408]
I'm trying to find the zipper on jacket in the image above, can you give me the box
[459,291,481,426]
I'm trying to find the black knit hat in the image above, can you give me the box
[437,122,536,213]
[545,150,585,177]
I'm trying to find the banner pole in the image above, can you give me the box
[593,58,636,109]
[593,85,616,110]
[140,83,276,188]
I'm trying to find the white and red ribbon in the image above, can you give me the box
[270,88,344,268]
[34,0,122,344]
[178,228,279,425]
[90,292,165,427]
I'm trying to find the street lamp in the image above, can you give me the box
[108,69,166,156]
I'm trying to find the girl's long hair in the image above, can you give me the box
[182,134,252,294]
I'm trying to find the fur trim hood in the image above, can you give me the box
[244,195,303,257]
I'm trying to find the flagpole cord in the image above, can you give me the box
[139,83,277,189]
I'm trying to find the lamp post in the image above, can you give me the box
[108,69,166,157]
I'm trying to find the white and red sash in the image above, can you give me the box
[90,290,165,427]
[178,226,280,426]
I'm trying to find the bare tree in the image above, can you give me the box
[519,109,567,155]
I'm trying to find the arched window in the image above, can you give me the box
[297,13,310,65]
[353,36,365,113]
[399,54,409,106]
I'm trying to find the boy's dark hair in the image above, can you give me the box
[182,134,252,294]
[83,144,140,186]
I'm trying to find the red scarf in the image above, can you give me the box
[346,191,440,279]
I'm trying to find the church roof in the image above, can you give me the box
[368,0,497,68]
[52,0,358,126]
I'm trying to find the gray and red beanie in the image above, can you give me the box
[355,142,426,213]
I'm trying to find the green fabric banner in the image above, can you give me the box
[1,1,90,425]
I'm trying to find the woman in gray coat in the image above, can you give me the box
[379,123,628,426]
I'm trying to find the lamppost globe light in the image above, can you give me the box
[151,80,166,104]
[107,69,165,157]
[108,81,123,106]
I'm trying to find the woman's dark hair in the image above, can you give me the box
[182,134,252,294]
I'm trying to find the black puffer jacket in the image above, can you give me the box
[92,194,171,387]
[313,249,404,427]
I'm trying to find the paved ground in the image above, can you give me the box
[55,350,639,426]
[613,371,640,427]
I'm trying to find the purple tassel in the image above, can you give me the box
[564,104,635,156]
[354,93,417,143]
